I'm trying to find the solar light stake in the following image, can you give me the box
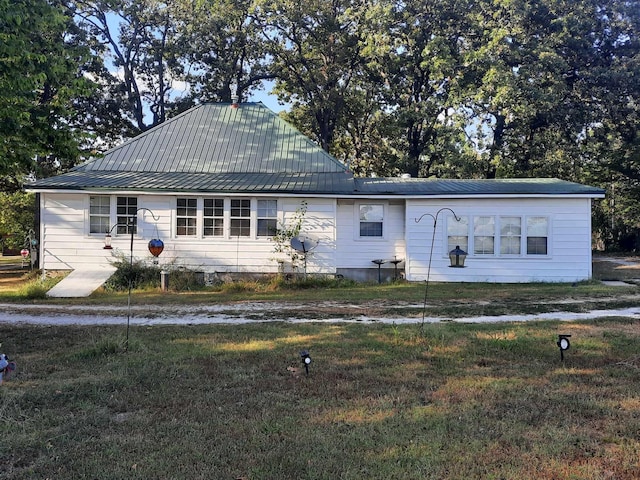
[300,350,311,375]
[557,334,571,361]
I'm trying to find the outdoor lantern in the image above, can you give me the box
[557,334,571,361]
[148,238,164,258]
[449,245,467,268]
[103,233,113,249]
[300,350,311,375]
[20,248,29,259]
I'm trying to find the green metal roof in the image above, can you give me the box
[27,102,604,198]
[355,177,605,196]
[77,102,347,174]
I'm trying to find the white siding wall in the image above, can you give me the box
[405,198,594,283]
[40,192,595,283]
[40,193,337,274]
[335,199,407,268]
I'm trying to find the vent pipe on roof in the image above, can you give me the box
[231,94,239,108]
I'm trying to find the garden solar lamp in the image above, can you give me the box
[557,335,571,361]
[300,350,311,375]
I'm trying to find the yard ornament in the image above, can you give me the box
[0,353,16,384]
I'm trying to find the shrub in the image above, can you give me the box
[104,255,161,291]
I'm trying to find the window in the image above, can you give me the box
[473,216,495,255]
[177,198,197,236]
[230,199,251,237]
[447,216,469,253]
[359,204,383,237]
[257,199,277,237]
[117,197,138,235]
[204,198,224,237]
[89,196,111,234]
[527,217,548,255]
[500,217,521,255]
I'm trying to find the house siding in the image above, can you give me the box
[335,199,406,281]
[405,197,594,283]
[39,193,337,275]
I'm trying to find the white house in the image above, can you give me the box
[27,102,605,286]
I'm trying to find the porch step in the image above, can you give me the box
[47,266,116,298]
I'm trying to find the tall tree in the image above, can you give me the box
[0,0,95,191]
[73,0,183,133]
[254,0,366,152]
[171,0,273,103]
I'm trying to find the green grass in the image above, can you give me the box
[1,320,639,479]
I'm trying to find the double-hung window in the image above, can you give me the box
[526,217,548,255]
[203,198,224,237]
[89,196,111,234]
[447,215,469,252]
[359,204,384,237]
[257,200,277,237]
[177,198,197,236]
[447,214,548,257]
[117,197,138,235]
[500,217,521,255]
[230,199,251,237]
[473,216,495,255]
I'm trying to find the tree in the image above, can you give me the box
[359,0,477,178]
[73,0,184,133]
[171,0,273,103]
[0,0,96,191]
[254,0,366,152]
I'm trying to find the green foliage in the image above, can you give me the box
[0,0,96,191]
[272,275,358,290]
[104,254,162,291]
[163,267,204,292]
[0,192,34,250]
[270,201,308,270]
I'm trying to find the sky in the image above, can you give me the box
[248,81,289,113]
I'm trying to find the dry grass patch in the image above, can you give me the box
[0,319,639,479]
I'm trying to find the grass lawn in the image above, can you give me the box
[1,319,639,479]
[1,256,639,478]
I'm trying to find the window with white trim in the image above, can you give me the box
[177,197,197,236]
[447,214,549,257]
[89,196,111,234]
[473,216,495,255]
[230,198,251,237]
[359,204,384,237]
[500,217,521,255]
[257,199,277,237]
[447,215,469,253]
[117,196,138,235]
[203,198,224,237]
[526,217,548,255]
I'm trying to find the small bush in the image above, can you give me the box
[19,281,49,299]
[165,267,204,292]
[104,255,161,291]
[275,275,358,290]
